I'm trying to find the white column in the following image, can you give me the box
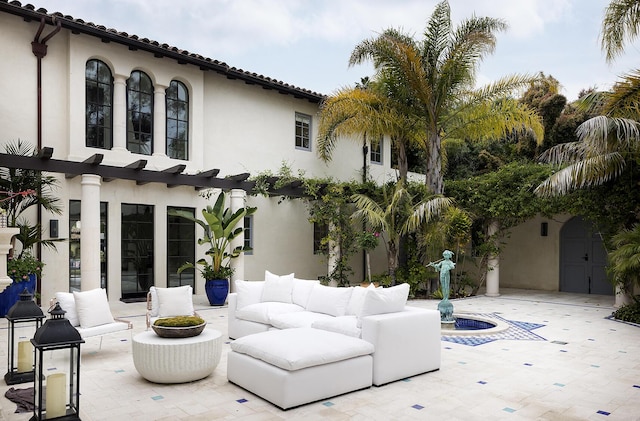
[112,74,128,152]
[229,189,246,291]
[327,222,339,287]
[153,85,167,157]
[0,228,20,290]
[81,174,102,291]
[485,220,501,297]
[614,283,632,308]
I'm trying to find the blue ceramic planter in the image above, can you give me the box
[0,274,37,317]
[204,279,229,306]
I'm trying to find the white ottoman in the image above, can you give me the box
[227,328,374,409]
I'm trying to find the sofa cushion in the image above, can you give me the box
[155,285,194,318]
[73,288,115,328]
[292,278,319,307]
[55,292,80,327]
[270,310,334,330]
[261,271,294,303]
[230,327,374,371]
[358,283,410,327]
[312,316,361,338]
[235,302,304,324]
[346,284,376,316]
[148,287,159,317]
[235,280,264,309]
[306,284,353,317]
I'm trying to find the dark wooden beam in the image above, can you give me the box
[226,172,250,182]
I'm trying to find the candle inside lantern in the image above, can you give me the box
[16,340,33,373]
[46,372,67,418]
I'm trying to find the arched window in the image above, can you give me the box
[126,70,153,155]
[166,80,189,160]
[85,60,113,149]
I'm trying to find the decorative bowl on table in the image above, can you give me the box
[152,316,206,338]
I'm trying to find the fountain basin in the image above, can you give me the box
[440,313,510,336]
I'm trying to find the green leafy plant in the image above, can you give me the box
[612,299,640,324]
[169,191,256,280]
[7,251,44,282]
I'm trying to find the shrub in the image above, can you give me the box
[612,301,640,325]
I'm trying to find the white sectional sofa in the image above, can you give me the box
[227,271,441,389]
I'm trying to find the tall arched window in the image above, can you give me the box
[85,60,113,149]
[126,70,153,155]
[166,80,189,160]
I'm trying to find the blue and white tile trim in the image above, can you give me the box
[441,312,546,346]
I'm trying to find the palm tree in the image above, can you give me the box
[317,79,422,183]
[349,0,543,194]
[601,0,640,63]
[351,181,452,284]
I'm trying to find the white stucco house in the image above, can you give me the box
[0,1,618,304]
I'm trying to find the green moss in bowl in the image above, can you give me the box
[152,316,206,338]
[153,316,205,327]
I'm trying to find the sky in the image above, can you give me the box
[28,0,638,101]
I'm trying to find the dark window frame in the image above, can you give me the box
[126,70,154,155]
[165,80,189,160]
[85,59,113,149]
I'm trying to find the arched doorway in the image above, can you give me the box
[560,216,612,295]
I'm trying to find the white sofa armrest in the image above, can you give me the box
[361,306,441,386]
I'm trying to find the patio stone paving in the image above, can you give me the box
[0,288,638,420]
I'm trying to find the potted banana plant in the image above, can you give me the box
[169,191,256,306]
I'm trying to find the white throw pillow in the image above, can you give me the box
[358,283,410,326]
[73,288,115,328]
[292,278,319,307]
[54,292,80,327]
[261,270,294,303]
[305,284,353,316]
[234,280,265,309]
[346,284,376,316]
[155,285,194,318]
[235,302,304,324]
[149,286,159,317]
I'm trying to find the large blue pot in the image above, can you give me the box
[0,274,37,317]
[204,279,229,306]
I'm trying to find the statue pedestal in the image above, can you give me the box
[0,227,19,291]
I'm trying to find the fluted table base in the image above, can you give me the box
[132,328,222,383]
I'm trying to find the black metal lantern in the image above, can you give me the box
[4,288,45,385]
[31,302,84,421]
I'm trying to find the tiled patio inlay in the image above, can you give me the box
[441,312,546,346]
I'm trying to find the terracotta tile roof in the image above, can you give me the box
[0,0,325,103]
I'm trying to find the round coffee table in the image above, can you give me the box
[132,328,222,383]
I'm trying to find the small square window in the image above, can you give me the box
[295,112,311,151]
[313,222,328,254]
[244,215,253,255]
[370,137,383,164]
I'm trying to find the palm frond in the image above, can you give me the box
[601,0,640,62]
[403,196,453,234]
[534,152,626,197]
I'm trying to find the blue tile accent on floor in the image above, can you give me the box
[478,381,487,384]
[236,398,248,403]
[560,350,568,353]
[120,339,128,342]
[597,410,610,416]
[524,363,533,366]
[323,402,334,407]
[591,365,600,368]
[151,395,163,401]
[412,404,424,410]
[401,378,411,382]
[503,407,516,413]
[551,340,568,345]
[441,313,547,347]
[554,383,565,387]
[633,385,640,388]
[114,369,124,373]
